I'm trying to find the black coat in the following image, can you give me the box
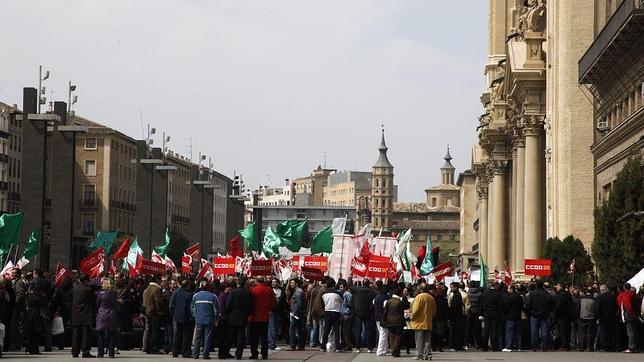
[596,291,616,322]
[352,287,376,317]
[526,287,554,319]
[503,293,524,320]
[553,290,573,320]
[467,287,483,314]
[71,282,96,326]
[224,287,254,327]
[481,288,504,319]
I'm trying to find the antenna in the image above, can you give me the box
[323,151,327,168]
[139,109,145,139]
[267,174,271,187]
[186,137,193,162]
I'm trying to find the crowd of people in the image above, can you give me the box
[0,266,643,359]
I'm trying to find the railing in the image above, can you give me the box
[80,199,97,208]
[579,0,641,81]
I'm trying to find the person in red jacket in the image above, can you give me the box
[250,276,276,359]
[617,283,638,353]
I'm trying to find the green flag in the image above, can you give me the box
[263,226,281,257]
[275,219,307,252]
[420,232,434,275]
[22,227,41,260]
[0,212,24,250]
[239,222,258,251]
[311,225,333,255]
[154,228,171,257]
[127,238,143,267]
[480,256,488,288]
[89,231,119,252]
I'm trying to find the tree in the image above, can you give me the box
[592,155,643,287]
[166,229,188,266]
[542,235,594,285]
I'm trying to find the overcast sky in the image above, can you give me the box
[1,0,487,202]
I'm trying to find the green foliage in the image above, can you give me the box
[542,235,594,285]
[592,155,643,287]
[166,229,188,266]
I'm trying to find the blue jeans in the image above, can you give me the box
[309,317,324,347]
[530,317,549,351]
[352,315,375,350]
[193,324,213,359]
[505,320,521,350]
[268,311,281,349]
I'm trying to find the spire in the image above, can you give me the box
[441,144,455,169]
[373,125,393,168]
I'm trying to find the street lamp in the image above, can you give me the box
[38,65,51,113]
[68,82,78,114]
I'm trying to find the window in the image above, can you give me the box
[82,213,95,235]
[431,197,437,207]
[447,197,453,206]
[84,160,96,176]
[85,137,97,150]
[83,185,96,206]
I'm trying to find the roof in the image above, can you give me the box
[69,114,138,143]
[425,184,460,192]
[392,219,460,231]
[373,128,394,168]
[442,145,455,169]
[393,202,460,214]
[252,205,356,211]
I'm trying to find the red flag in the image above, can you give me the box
[54,262,70,288]
[181,254,192,274]
[350,256,367,277]
[229,234,243,258]
[504,261,513,285]
[431,261,452,282]
[386,259,398,280]
[108,260,118,276]
[151,250,164,264]
[129,253,143,278]
[80,247,106,278]
[197,263,214,282]
[111,239,131,260]
[165,257,177,273]
[493,265,501,283]
[568,259,576,274]
[359,239,371,261]
[417,245,427,261]
[186,243,200,260]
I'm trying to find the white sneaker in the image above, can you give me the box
[517,349,522,352]
[502,348,512,352]
[274,347,282,351]
[352,349,359,353]
[368,349,374,353]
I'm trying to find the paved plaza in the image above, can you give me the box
[1,348,641,361]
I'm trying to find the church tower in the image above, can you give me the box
[441,145,455,185]
[371,127,394,230]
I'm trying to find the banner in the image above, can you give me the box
[301,266,325,281]
[366,260,390,279]
[141,259,165,275]
[432,261,452,282]
[181,255,192,274]
[292,256,328,272]
[80,247,105,278]
[213,257,236,275]
[54,262,70,288]
[524,259,552,276]
[186,243,200,260]
[350,257,367,277]
[251,259,273,276]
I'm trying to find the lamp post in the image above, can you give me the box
[37,65,50,113]
[68,82,77,114]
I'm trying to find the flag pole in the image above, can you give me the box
[3,244,13,267]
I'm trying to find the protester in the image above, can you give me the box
[466,281,483,350]
[191,280,219,360]
[268,278,286,351]
[553,283,572,351]
[338,280,353,351]
[288,279,307,351]
[169,279,194,358]
[617,283,638,353]
[526,280,554,352]
[96,277,119,358]
[383,288,409,357]
[447,282,466,351]
[249,276,275,359]
[578,287,597,351]
[142,275,164,354]
[351,278,376,353]
[223,277,254,360]
[502,284,523,352]
[71,275,96,358]
[410,283,436,361]
[320,278,342,353]
[9,268,25,351]
[374,282,390,356]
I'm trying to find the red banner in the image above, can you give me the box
[54,262,70,288]
[181,255,192,274]
[524,259,552,276]
[366,260,390,279]
[350,257,367,277]
[213,257,236,275]
[80,247,105,278]
[369,254,391,264]
[186,243,200,259]
[432,261,452,282]
[251,259,273,276]
[141,259,165,275]
[301,266,325,281]
[301,256,328,272]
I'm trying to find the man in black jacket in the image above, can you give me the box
[169,279,194,358]
[553,283,573,351]
[466,281,483,349]
[525,280,554,351]
[223,277,254,360]
[502,284,524,351]
[71,275,96,358]
[596,284,617,351]
[350,279,377,352]
[481,282,504,351]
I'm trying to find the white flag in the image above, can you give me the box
[16,257,30,269]
[332,217,347,235]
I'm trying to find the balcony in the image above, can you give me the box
[579,0,644,83]
[79,199,98,208]
[0,154,8,164]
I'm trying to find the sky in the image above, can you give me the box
[1,0,487,202]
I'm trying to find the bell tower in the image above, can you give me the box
[370,126,394,230]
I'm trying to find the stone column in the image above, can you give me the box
[477,183,489,264]
[486,174,495,264]
[515,135,526,271]
[524,117,544,259]
[491,161,507,270]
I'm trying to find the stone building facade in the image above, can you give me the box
[464,0,640,275]
[0,102,20,214]
[322,170,372,207]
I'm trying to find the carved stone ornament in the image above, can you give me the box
[517,0,547,37]
[522,115,545,135]
[476,182,489,200]
[544,146,552,161]
[491,160,508,175]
